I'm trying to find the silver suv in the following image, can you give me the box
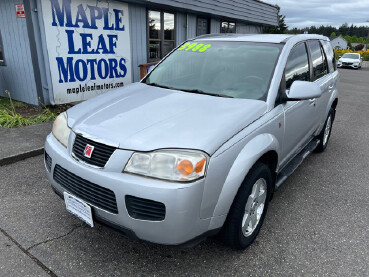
[45,34,339,250]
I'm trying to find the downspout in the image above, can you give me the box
[24,0,45,105]
[186,13,189,40]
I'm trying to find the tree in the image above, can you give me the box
[263,5,287,34]
[354,44,365,51]
[344,35,352,43]
[330,32,336,37]
[285,23,368,43]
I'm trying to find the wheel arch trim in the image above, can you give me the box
[210,133,279,223]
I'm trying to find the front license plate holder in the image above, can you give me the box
[64,192,94,227]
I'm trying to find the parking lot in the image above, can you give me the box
[1,68,369,277]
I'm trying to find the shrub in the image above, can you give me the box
[0,91,58,128]
[354,44,365,51]
[362,53,369,61]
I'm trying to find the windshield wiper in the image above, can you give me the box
[179,89,234,98]
[145,82,175,90]
[146,83,233,98]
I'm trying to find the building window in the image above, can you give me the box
[148,10,175,62]
[197,17,210,36]
[220,21,236,33]
[0,31,5,66]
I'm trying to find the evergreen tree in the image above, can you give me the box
[263,5,287,34]
[286,23,368,43]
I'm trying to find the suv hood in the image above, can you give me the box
[67,83,267,154]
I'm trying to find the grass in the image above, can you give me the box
[0,91,58,128]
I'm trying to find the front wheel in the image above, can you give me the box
[315,108,334,152]
[221,163,272,250]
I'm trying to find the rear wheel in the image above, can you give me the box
[315,108,334,152]
[221,163,272,250]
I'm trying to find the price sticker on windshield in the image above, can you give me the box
[178,42,212,52]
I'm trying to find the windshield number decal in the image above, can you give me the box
[178,43,212,52]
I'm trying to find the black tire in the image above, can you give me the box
[315,108,334,153]
[220,163,272,250]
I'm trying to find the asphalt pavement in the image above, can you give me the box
[0,68,368,276]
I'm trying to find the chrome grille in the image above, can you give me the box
[72,135,116,167]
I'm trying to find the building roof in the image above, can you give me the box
[195,34,328,43]
[329,36,347,42]
[130,0,279,26]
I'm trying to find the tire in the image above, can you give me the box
[315,108,334,153]
[220,163,272,250]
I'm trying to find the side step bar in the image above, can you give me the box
[275,139,320,190]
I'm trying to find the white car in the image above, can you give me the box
[337,53,362,69]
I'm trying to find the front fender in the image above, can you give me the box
[206,133,279,228]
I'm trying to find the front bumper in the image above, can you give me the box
[337,63,360,68]
[44,133,214,245]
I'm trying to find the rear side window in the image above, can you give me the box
[321,40,336,72]
[308,40,328,81]
[285,42,310,89]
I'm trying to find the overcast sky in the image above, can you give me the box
[262,0,369,29]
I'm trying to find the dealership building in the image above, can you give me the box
[0,0,278,105]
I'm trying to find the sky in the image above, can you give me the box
[262,0,369,29]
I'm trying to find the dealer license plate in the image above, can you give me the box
[64,192,94,227]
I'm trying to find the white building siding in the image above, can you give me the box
[330,37,348,50]
[0,0,38,105]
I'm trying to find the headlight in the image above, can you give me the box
[124,149,208,182]
[52,112,71,148]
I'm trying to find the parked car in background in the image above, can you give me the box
[45,34,339,250]
[337,53,362,69]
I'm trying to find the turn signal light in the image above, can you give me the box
[177,160,194,176]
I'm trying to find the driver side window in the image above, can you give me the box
[285,43,310,90]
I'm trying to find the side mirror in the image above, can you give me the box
[339,55,342,58]
[286,81,322,101]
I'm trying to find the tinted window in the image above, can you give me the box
[321,44,329,74]
[145,41,282,100]
[321,40,335,72]
[285,43,310,89]
[308,40,327,81]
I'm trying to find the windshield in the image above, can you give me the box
[342,53,360,59]
[143,41,282,100]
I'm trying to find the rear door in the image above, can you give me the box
[307,40,332,131]
[281,42,317,164]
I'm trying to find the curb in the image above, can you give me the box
[0,147,44,167]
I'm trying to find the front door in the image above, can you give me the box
[197,18,209,36]
[281,42,317,165]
